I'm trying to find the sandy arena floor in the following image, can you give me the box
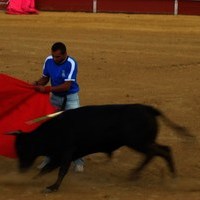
[0,11,200,200]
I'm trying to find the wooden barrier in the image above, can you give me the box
[0,0,9,10]
[35,0,93,12]
[97,0,174,14]
[178,0,200,15]
[1,0,200,15]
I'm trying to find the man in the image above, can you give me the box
[33,42,84,172]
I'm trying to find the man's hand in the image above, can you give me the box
[32,81,39,86]
[35,86,51,93]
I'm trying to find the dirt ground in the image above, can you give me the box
[0,11,200,200]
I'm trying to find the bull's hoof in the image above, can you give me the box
[42,186,58,193]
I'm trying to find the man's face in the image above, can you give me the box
[52,50,67,64]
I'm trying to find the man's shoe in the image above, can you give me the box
[74,164,84,173]
[37,157,50,169]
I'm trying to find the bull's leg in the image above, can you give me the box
[130,152,154,179]
[44,152,74,193]
[151,144,176,177]
[34,158,60,179]
[44,161,71,193]
[129,143,176,179]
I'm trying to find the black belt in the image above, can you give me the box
[60,96,67,111]
[53,93,67,111]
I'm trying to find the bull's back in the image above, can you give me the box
[34,104,158,135]
[47,104,158,141]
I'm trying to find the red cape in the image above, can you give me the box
[6,0,38,15]
[0,74,56,158]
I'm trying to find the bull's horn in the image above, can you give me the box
[5,130,23,135]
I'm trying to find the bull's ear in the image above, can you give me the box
[5,130,23,136]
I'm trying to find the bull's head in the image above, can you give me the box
[6,130,37,172]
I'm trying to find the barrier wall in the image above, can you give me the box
[1,0,200,15]
[35,0,200,15]
[97,0,174,14]
[35,0,93,12]
[178,0,200,15]
[0,0,9,10]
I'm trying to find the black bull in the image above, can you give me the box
[10,104,191,192]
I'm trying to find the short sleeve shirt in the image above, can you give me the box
[43,55,79,96]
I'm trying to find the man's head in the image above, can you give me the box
[51,42,67,64]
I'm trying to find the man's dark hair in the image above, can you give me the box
[51,42,67,54]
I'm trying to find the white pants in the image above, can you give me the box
[50,92,84,166]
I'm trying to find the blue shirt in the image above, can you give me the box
[43,55,79,96]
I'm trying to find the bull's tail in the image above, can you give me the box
[159,114,193,138]
[145,105,194,138]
